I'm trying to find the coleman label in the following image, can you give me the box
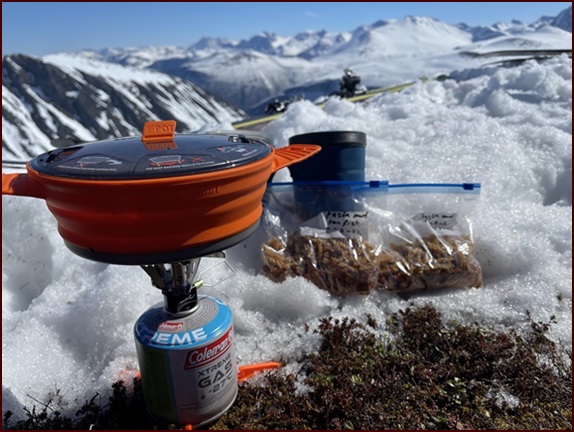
[185,328,233,369]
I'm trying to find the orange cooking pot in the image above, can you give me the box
[2,120,320,264]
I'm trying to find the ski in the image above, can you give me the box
[2,160,28,169]
[460,48,571,59]
[232,81,417,131]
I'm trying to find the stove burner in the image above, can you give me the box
[141,252,227,315]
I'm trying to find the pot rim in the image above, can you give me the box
[26,148,276,188]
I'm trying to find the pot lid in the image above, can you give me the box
[29,120,272,180]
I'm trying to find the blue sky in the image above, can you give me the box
[2,2,571,57]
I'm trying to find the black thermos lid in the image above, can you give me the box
[289,130,367,148]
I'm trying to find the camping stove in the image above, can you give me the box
[2,121,306,428]
[134,256,237,428]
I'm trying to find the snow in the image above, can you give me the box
[1,86,55,161]
[42,54,179,85]
[25,86,96,141]
[2,54,572,423]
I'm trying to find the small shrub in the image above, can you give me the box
[4,305,571,430]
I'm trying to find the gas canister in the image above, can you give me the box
[134,295,237,427]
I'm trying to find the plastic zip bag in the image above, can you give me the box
[261,181,482,296]
[261,181,388,295]
[378,183,482,294]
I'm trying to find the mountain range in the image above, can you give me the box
[2,6,571,160]
[2,54,245,160]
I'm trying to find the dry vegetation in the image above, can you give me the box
[4,304,571,430]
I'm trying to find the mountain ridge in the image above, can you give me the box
[2,54,245,160]
[67,9,570,111]
[2,7,571,160]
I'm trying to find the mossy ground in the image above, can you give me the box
[3,304,571,430]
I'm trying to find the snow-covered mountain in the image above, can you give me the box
[550,6,572,32]
[2,54,245,160]
[2,7,571,160]
[70,7,571,112]
[79,7,572,66]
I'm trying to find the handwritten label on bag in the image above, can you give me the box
[324,211,369,238]
[414,213,457,229]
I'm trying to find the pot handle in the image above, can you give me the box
[2,173,46,199]
[271,144,321,173]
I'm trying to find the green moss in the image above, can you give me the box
[4,304,571,430]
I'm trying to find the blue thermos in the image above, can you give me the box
[287,131,366,182]
[286,131,367,218]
